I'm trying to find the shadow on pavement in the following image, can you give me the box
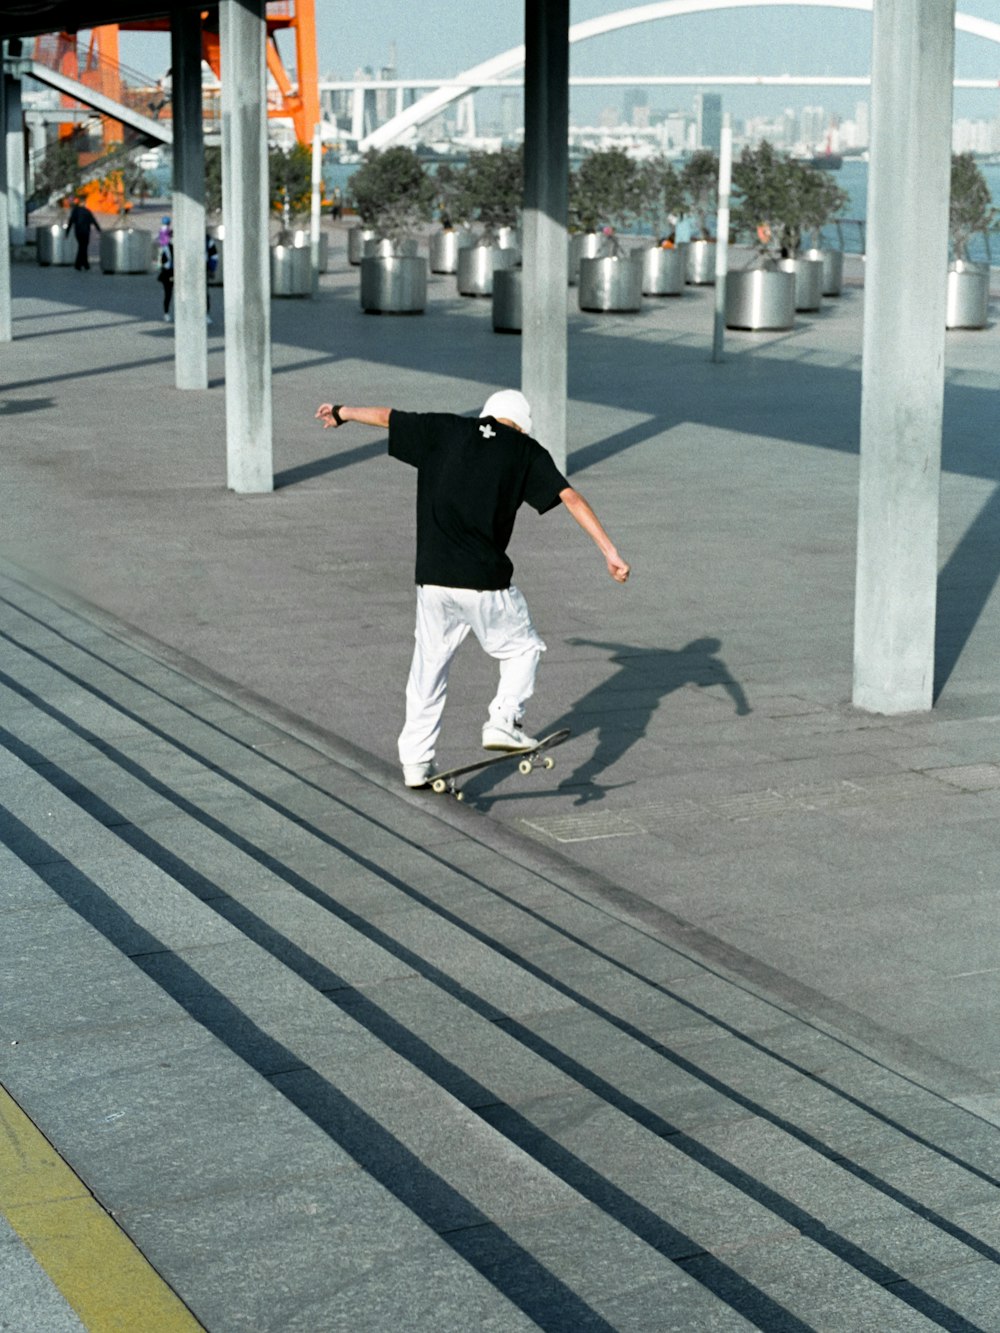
[468,636,751,807]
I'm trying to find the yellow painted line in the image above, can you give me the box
[0,1083,204,1332]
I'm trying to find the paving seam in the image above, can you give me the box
[0,554,993,1112]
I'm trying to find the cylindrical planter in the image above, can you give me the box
[287,228,329,272]
[347,226,376,265]
[568,232,609,286]
[457,245,517,298]
[802,247,844,297]
[36,223,75,266]
[685,238,716,286]
[99,228,154,274]
[578,255,643,313]
[363,236,418,260]
[778,256,823,312]
[360,254,427,314]
[725,268,796,330]
[641,246,685,296]
[429,229,473,274]
[492,267,522,333]
[271,243,312,296]
[946,262,990,330]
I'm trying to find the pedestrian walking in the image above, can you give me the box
[157,234,218,323]
[315,390,631,788]
[65,196,101,271]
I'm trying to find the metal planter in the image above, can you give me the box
[457,244,518,298]
[271,243,312,297]
[641,246,685,296]
[360,254,427,314]
[778,256,824,311]
[492,267,522,333]
[429,229,473,274]
[946,262,990,330]
[685,239,716,286]
[802,247,844,297]
[36,224,75,266]
[99,228,155,274]
[364,236,418,260]
[568,232,609,286]
[725,268,796,330]
[347,226,376,265]
[578,255,643,313]
[286,228,329,272]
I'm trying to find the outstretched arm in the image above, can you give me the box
[559,487,631,583]
[315,404,392,430]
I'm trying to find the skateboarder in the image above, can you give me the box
[315,390,631,787]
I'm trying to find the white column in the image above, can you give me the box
[711,112,732,364]
[521,0,568,473]
[4,72,25,246]
[220,0,273,493]
[171,8,208,389]
[0,62,11,343]
[853,0,956,712]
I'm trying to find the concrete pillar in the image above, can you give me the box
[853,0,955,713]
[4,72,25,245]
[0,62,11,344]
[220,0,273,493]
[170,8,208,390]
[521,0,568,474]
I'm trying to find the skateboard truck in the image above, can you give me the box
[428,729,570,800]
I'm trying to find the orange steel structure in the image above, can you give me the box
[36,0,320,146]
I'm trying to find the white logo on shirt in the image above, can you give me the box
[479,423,496,439]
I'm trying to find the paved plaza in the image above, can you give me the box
[3,220,1000,1330]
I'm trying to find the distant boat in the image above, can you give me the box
[811,151,843,171]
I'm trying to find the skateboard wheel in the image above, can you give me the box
[455,790,465,802]
[432,778,447,794]
[518,758,533,775]
[543,756,556,770]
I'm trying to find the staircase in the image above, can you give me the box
[1,564,998,1331]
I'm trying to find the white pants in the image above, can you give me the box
[397,584,546,765]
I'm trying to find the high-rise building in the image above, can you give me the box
[694,92,722,153]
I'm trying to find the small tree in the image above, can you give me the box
[681,149,720,240]
[269,143,312,234]
[32,134,85,206]
[204,146,223,220]
[349,146,436,246]
[447,147,523,240]
[100,156,152,222]
[950,152,999,262]
[732,142,846,259]
[570,148,642,246]
[634,156,685,239]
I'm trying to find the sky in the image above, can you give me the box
[118,1,1000,128]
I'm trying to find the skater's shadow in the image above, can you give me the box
[468,636,751,807]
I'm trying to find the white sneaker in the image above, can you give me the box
[482,720,538,752]
[163,312,172,322]
[402,760,437,788]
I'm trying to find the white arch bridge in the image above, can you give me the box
[360,0,1000,151]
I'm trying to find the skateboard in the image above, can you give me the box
[426,729,571,800]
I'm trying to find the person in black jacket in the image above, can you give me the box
[65,197,101,271]
[315,390,630,787]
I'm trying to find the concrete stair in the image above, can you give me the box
[2,568,1000,1331]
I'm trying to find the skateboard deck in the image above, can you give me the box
[426,729,571,800]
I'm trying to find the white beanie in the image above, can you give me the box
[480,389,533,436]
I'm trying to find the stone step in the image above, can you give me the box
[3,574,1000,1331]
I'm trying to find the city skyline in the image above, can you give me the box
[115,0,1000,128]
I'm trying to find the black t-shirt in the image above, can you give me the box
[388,411,569,590]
